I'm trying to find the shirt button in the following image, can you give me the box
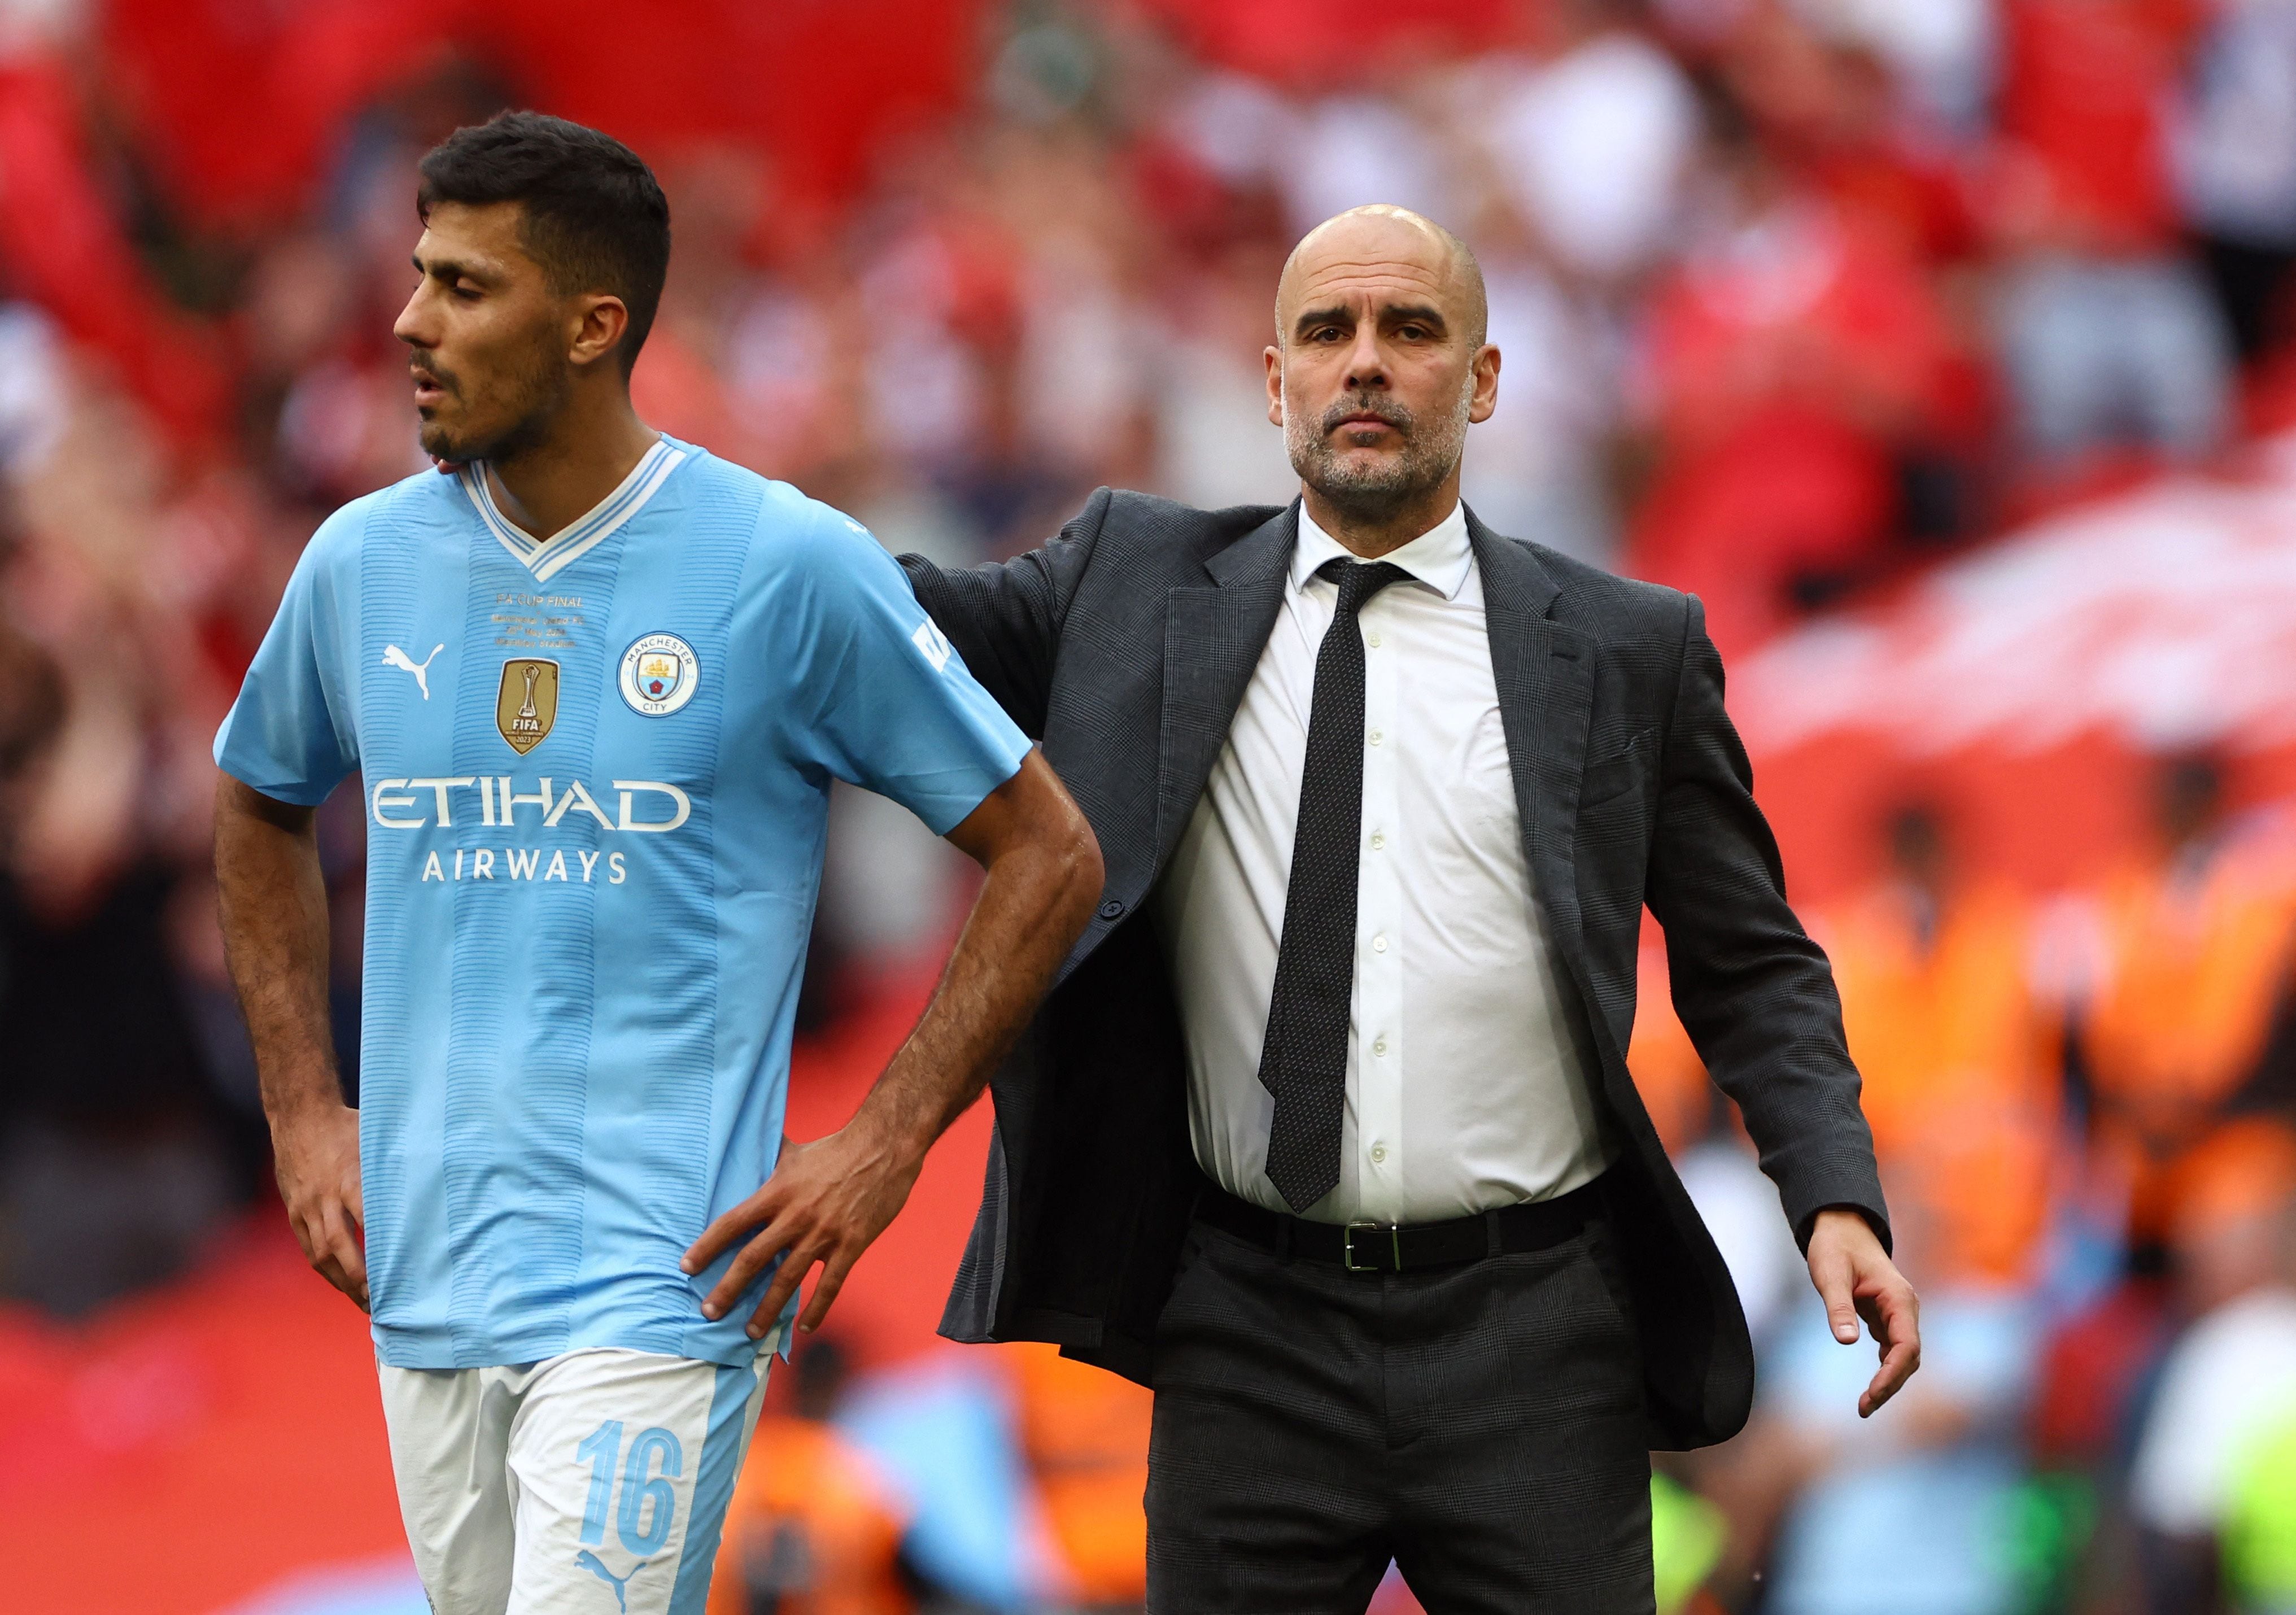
[1370,1145,1388,1164]
[1368,728,1383,747]
[1371,935,1388,954]
[1369,832,1386,851]
[1367,631,1382,648]
[1372,1037,1388,1057]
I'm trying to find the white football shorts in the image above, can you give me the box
[378,1346,771,1615]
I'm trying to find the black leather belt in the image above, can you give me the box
[1194,1172,1607,1274]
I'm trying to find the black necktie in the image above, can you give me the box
[1258,558,1412,1213]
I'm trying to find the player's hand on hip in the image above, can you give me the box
[682,1119,924,1339]
[1805,1206,1920,1417]
[273,1100,367,1311]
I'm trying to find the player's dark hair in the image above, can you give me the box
[417,111,670,376]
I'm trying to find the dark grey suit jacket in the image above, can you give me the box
[900,487,1888,1450]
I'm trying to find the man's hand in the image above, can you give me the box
[1805,1206,1920,1417]
[682,1118,924,1340]
[274,1101,367,1310]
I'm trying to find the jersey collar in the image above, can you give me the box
[460,436,687,583]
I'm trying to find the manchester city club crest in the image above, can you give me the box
[495,658,560,754]
[618,632,700,717]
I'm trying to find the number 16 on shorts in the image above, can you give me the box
[578,1420,682,1558]
[381,1347,770,1615]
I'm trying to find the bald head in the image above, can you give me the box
[1276,204,1487,350]
[1263,204,1502,548]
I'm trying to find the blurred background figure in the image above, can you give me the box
[2125,1132,2296,1614]
[1989,0,2236,483]
[1657,802,2053,1615]
[1735,803,2053,1615]
[2077,753,2296,1259]
[5,0,2296,1609]
[1827,801,2058,1294]
[1005,1345,1152,1615]
[1625,72,1980,658]
[713,1339,918,1615]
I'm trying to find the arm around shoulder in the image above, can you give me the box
[895,486,1112,736]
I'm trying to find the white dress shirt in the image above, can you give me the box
[1153,501,1612,1224]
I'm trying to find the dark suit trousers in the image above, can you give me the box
[1145,1214,1655,1614]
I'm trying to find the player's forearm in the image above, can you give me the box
[213,772,343,1125]
[857,782,1101,1163]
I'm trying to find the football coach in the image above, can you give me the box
[898,204,1920,1612]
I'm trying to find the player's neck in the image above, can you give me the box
[484,394,660,542]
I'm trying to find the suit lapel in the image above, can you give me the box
[1146,506,1596,939]
[1472,516,1592,949]
[1153,504,1297,879]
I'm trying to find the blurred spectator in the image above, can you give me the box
[1475,0,1702,285]
[1273,89,1458,243]
[2226,1405,2296,1614]
[1786,0,1998,133]
[1455,238,1628,562]
[1990,0,2236,479]
[2077,753,2296,1251]
[0,599,63,839]
[1005,1344,1152,1613]
[1315,11,1649,561]
[837,1351,1066,1612]
[1145,241,1298,512]
[712,1338,916,1615]
[0,861,238,1313]
[2127,1126,2296,1613]
[1823,802,2058,1289]
[7,1,2296,1604]
[0,609,63,1206]
[1626,80,1976,655]
[1756,1286,2042,1614]
[2177,0,2296,368]
[1693,802,2057,1615]
[1722,4,1987,268]
[0,364,248,1312]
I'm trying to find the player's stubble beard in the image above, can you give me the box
[1283,366,1473,528]
[413,321,573,467]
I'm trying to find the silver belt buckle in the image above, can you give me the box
[1343,1221,1401,1272]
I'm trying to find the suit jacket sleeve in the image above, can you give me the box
[896,486,1110,739]
[1644,595,1891,1252]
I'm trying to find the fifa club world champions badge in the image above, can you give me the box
[619,632,700,717]
[496,658,560,754]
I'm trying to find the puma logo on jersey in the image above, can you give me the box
[382,643,446,700]
[575,1549,645,1610]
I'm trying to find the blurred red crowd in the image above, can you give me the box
[2,1,2296,1612]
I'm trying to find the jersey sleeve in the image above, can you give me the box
[212,505,361,805]
[778,506,1031,833]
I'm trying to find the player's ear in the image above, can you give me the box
[569,294,631,372]
[1469,342,1500,425]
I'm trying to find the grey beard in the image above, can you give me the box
[1286,387,1470,524]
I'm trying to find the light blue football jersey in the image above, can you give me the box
[215,436,1030,1369]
